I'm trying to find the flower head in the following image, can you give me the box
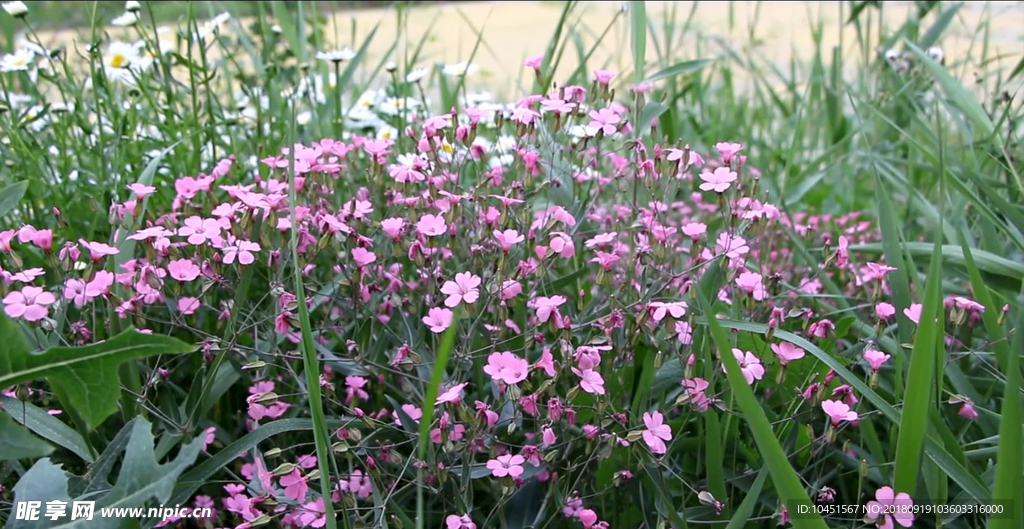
[3,286,55,321]
[484,351,529,385]
[441,272,481,307]
[770,342,805,366]
[422,307,454,333]
[821,399,858,427]
[641,411,673,454]
[865,486,914,529]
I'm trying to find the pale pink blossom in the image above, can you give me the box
[351,247,377,268]
[771,342,805,366]
[865,487,914,529]
[221,237,260,265]
[821,399,858,426]
[441,272,482,307]
[699,167,738,193]
[484,351,529,385]
[167,259,201,282]
[725,348,764,385]
[486,454,525,478]
[422,307,454,333]
[493,229,525,252]
[572,367,605,395]
[903,303,922,324]
[863,349,890,372]
[641,411,673,454]
[3,286,55,321]
[416,214,447,237]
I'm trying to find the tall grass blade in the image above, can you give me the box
[893,236,944,495]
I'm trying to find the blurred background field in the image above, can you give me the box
[10,1,1024,99]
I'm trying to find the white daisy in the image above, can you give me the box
[111,11,138,26]
[2,1,28,17]
[0,48,34,72]
[315,48,356,63]
[405,67,429,83]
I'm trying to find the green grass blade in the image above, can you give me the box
[288,106,338,529]
[642,58,711,84]
[631,1,647,82]
[904,41,995,138]
[696,292,827,529]
[893,236,944,495]
[724,467,768,529]
[958,235,1022,529]
[919,2,962,48]
[416,307,461,529]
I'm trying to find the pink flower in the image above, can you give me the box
[178,216,223,246]
[351,247,376,268]
[675,321,693,344]
[588,107,621,135]
[127,183,157,198]
[435,382,468,405]
[3,286,56,321]
[682,222,707,239]
[422,307,454,333]
[381,218,405,240]
[771,342,805,366]
[821,399,858,427]
[725,348,764,385]
[535,347,556,377]
[486,454,525,478]
[715,233,749,260]
[713,142,743,163]
[593,68,617,86]
[446,514,477,529]
[865,486,914,529]
[280,469,309,502]
[578,509,599,528]
[572,367,605,395]
[735,271,767,300]
[493,229,525,252]
[542,425,557,447]
[876,302,895,320]
[484,351,529,385]
[641,411,673,454]
[341,470,373,499]
[221,237,260,265]
[440,272,481,307]
[523,54,544,70]
[954,397,978,420]
[548,232,575,258]
[498,279,522,300]
[178,297,200,315]
[863,349,890,372]
[648,301,687,323]
[31,230,52,252]
[528,295,567,323]
[698,167,738,193]
[78,239,120,261]
[167,259,201,282]
[416,214,447,237]
[903,303,922,325]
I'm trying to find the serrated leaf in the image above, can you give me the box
[1,397,94,463]
[0,411,54,461]
[0,318,193,430]
[9,417,204,529]
[0,180,29,218]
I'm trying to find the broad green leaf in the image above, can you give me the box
[0,180,29,218]
[0,318,193,430]
[697,292,828,529]
[642,58,712,84]
[1,397,93,463]
[894,237,944,495]
[9,417,204,529]
[0,411,54,461]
